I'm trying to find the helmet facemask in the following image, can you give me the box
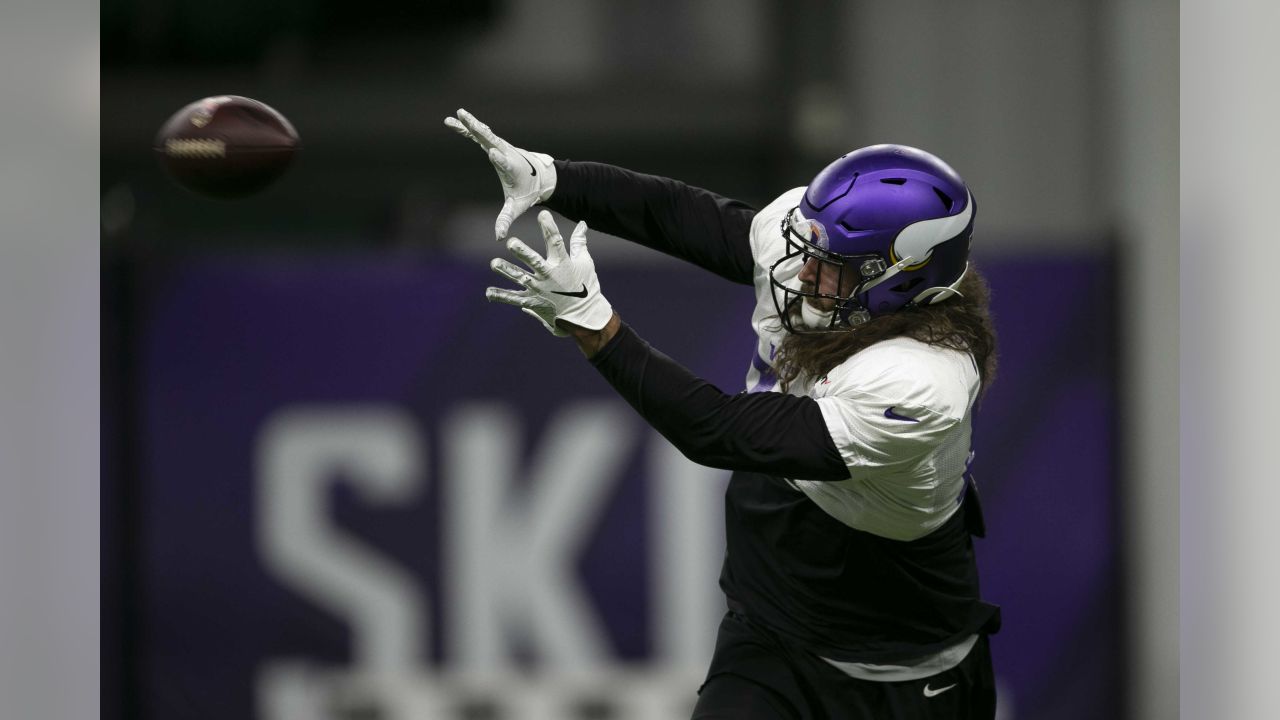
[769,207,916,334]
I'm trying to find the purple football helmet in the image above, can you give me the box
[770,144,975,332]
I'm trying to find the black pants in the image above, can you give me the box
[691,612,996,720]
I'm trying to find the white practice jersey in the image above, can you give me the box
[745,187,979,543]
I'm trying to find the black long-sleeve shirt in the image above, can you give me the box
[545,160,757,284]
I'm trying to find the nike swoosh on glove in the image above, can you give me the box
[486,211,614,333]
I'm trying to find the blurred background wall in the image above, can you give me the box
[100,1,1178,718]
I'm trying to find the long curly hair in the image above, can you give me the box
[774,267,998,394]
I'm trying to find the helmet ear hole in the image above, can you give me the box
[891,277,925,294]
[933,187,955,211]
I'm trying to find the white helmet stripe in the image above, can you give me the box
[892,191,974,265]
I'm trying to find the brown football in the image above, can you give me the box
[154,95,299,199]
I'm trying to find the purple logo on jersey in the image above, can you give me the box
[747,347,778,393]
[884,406,919,423]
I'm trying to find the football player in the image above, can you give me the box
[447,109,1000,719]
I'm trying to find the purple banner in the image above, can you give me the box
[135,253,1117,719]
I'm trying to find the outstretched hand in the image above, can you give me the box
[486,211,615,337]
[444,108,557,241]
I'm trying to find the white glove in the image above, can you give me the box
[486,211,614,333]
[444,108,557,241]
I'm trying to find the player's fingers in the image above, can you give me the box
[538,211,567,260]
[496,199,517,241]
[521,307,549,323]
[536,210,569,259]
[457,109,504,151]
[568,220,589,257]
[489,258,532,286]
[485,286,538,308]
[520,297,554,314]
[506,237,552,277]
[521,307,564,335]
[443,116,476,142]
